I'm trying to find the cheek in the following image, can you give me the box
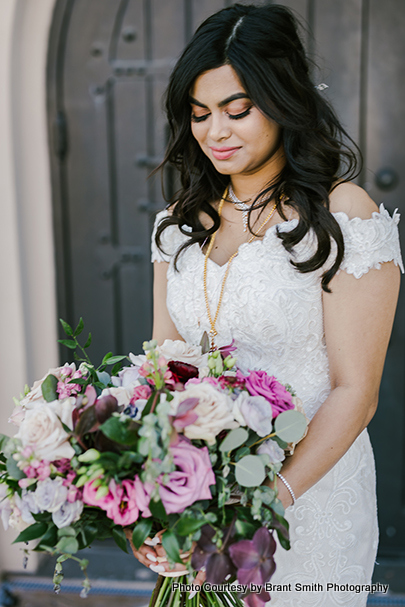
[190,122,207,145]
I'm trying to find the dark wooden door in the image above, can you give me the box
[47,0,404,566]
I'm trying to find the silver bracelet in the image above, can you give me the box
[276,472,296,505]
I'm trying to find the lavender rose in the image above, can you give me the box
[232,392,273,437]
[52,499,83,528]
[245,371,294,418]
[158,438,216,514]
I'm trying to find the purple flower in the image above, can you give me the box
[229,526,276,586]
[245,371,294,418]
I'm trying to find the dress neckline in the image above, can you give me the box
[202,217,299,269]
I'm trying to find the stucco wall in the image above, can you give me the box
[0,0,57,573]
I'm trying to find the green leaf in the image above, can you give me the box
[84,333,92,349]
[132,518,153,550]
[35,524,58,551]
[199,331,210,355]
[74,317,84,337]
[81,523,98,546]
[7,456,25,480]
[58,339,77,350]
[0,434,10,452]
[59,318,73,336]
[13,522,48,543]
[41,374,58,403]
[103,355,127,366]
[101,352,113,366]
[99,417,138,446]
[57,526,76,538]
[96,371,110,386]
[274,410,307,443]
[219,427,249,453]
[149,499,167,520]
[234,518,258,539]
[234,455,266,487]
[161,530,182,564]
[112,527,129,553]
[176,517,206,536]
[57,536,79,554]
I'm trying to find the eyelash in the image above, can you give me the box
[191,108,252,123]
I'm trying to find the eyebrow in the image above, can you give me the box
[189,93,250,109]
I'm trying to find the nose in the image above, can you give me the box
[208,112,231,142]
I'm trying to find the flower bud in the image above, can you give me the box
[95,485,110,499]
[78,449,100,463]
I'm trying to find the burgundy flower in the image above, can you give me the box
[245,371,293,418]
[168,360,199,385]
[191,524,236,584]
[229,526,276,586]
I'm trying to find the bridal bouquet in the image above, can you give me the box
[0,319,308,607]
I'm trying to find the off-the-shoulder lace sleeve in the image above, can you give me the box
[151,209,189,263]
[333,203,404,278]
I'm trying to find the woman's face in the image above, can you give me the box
[189,65,284,178]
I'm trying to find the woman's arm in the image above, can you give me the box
[268,185,401,508]
[152,260,185,344]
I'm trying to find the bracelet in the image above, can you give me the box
[276,472,296,506]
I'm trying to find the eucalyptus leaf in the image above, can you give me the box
[57,526,76,538]
[96,371,111,386]
[57,536,79,554]
[219,427,249,453]
[234,455,266,487]
[274,410,307,443]
[7,456,25,480]
[41,374,58,403]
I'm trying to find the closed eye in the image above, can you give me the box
[191,107,252,123]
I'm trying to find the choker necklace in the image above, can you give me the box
[228,184,252,232]
[203,187,278,351]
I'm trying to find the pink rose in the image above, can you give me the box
[158,438,215,514]
[245,371,294,418]
[133,475,154,517]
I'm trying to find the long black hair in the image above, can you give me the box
[155,3,361,292]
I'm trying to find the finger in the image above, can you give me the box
[194,570,206,585]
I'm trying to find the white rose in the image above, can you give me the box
[15,400,75,461]
[52,500,83,529]
[171,382,238,445]
[257,439,286,464]
[158,340,208,368]
[20,364,76,409]
[232,391,273,437]
[35,478,68,513]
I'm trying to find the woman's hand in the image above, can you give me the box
[125,528,206,583]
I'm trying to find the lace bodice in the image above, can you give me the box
[151,204,402,605]
[151,204,403,421]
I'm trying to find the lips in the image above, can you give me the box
[210,146,241,160]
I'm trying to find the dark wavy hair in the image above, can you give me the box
[155,3,361,292]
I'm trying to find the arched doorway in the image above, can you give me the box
[47,0,405,589]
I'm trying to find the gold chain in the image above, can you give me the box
[203,187,278,351]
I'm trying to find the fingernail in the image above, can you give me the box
[149,564,165,573]
[189,591,197,599]
[156,556,168,563]
[145,537,160,546]
[146,553,157,562]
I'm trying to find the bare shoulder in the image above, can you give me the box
[329,182,379,219]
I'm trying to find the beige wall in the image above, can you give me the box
[0,0,57,573]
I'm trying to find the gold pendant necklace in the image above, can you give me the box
[203,187,279,352]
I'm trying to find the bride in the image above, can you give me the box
[130,4,402,606]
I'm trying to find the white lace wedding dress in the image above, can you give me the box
[151,205,403,606]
